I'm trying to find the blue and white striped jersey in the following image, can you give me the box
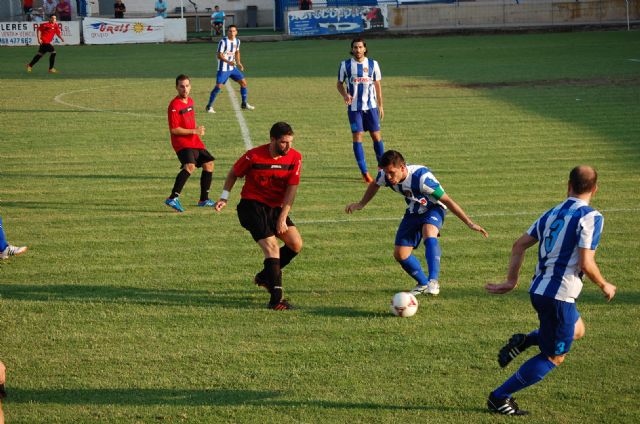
[337,57,382,112]
[376,165,446,214]
[217,37,240,72]
[527,197,604,302]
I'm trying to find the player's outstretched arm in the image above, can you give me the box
[485,233,537,294]
[214,169,238,212]
[345,183,380,214]
[439,194,488,237]
[579,248,616,301]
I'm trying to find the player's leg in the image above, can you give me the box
[363,108,384,165]
[277,225,302,269]
[419,207,445,294]
[48,45,57,72]
[165,150,196,212]
[0,216,27,260]
[393,214,430,293]
[232,70,254,110]
[488,295,579,415]
[349,111,371,182]
[196,150,215,206]
[27,45,47,70]
[207,71,228,111]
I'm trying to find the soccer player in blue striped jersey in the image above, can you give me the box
[337,38,384,183]
[205,25,254,113]
[485,166,616,416]
[345,150,488,295]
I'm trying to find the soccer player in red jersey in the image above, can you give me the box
[165,74,216,212]
[214,122,303,310]
[26,15,64,73]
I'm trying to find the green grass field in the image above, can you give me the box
[1,30,639,423]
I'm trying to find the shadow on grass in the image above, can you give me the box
[6,387,484,412]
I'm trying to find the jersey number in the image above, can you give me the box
[545,218,565,252]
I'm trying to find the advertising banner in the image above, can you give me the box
[0,21,80,46]
[83,17,165,45]
[288,6,388,37]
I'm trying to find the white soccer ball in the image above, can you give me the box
[390,292,419,317]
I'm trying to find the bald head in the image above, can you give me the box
[569,165,598,195]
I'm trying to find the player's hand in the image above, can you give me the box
[343,94,353,106]
[485,281,517,294]
[237,62,244,71]
[378,106,384,121]
[469,222,489,238]
[196,126,206,136]
[345,202,363,214]
[214,199,227,212]
[601,281,616,302]
[276,218,288,234]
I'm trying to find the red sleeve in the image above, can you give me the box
[167,101,180,129]
[232,151,252,178]
[288,154,302,185]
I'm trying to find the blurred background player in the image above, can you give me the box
[210,5,225,36]
[485,166,616,416]
[214,122,302,310]
[205,25,254,114]
[337,38,384,183]
[0,215,27,260]
[345,150,488,296]
[165,75,215,212]
[26,14,64,74]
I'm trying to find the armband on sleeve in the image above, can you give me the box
[431,186,445,200]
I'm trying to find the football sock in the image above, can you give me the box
[279,245,298,269]
[263,257,283,304]
[169,169,191,199]
[373,140,385,165]
[0,216,8,251]
[240,87,248,103]
[492,353,556,399]
[524,329,540,348]
[29,54,42,67]
[352,142,368,174]
[207,86,221,107]
[49,52,56,69]
[200,170,213,201]
[398,256,429,285]
[424,237,441,281]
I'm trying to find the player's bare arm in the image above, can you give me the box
[439,194,488,237]
[277,184,298,234]
[170,126,205,136]
[579,248,616,301]
[485,233,538,294]
[214,169,239,212]
[345,183,380,213]
[374,80,384,121]
[217,52,234,67]
[336,81,352,105]
[235,51,244,71]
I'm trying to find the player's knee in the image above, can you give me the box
[183,163,196,173]
[548,354,566,366]
[203,161,214,172]
[574,325,585,341]
[393,250,408,262]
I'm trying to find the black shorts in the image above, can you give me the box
[237,198,295,242]
[38,43,55,54]
[176,148,215,167]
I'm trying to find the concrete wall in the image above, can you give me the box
[389,0,639,30]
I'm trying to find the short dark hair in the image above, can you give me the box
[270,122,294,140]
[228,24,237,31]
[379,150,405,168]
[175,74,190,86]
[350,38,367,56]
[569,166,598,194]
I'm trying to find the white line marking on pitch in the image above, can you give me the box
[225,81,253,149]
[53,86,162,118]
[628,59,640,62]
[296,208,640,225]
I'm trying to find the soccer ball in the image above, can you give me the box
[390,292,419,317]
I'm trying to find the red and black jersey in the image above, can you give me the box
[167,96,206,153]
[233,144,302,208]
[38,22,61,44]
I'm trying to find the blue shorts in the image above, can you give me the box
[531,293,580,357]
[394,207,446,248]
[216,68,245,85]
[348,108,381,133]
